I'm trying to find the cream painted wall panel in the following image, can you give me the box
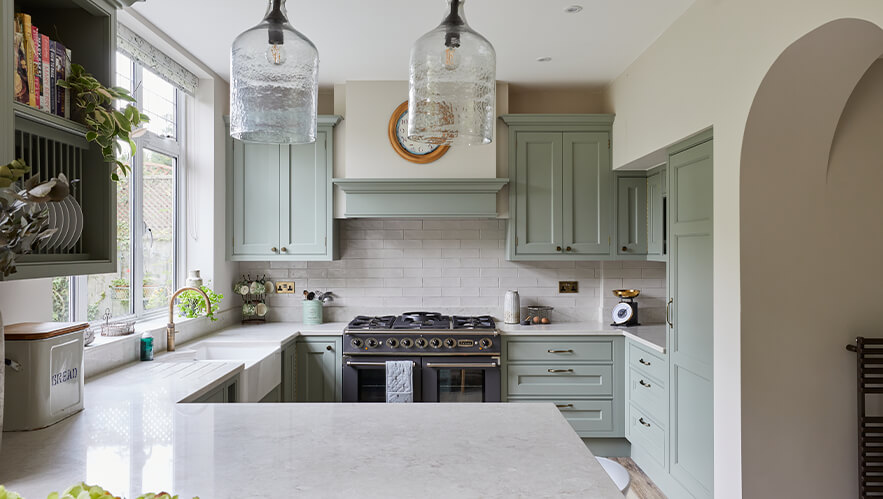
[0,279,52,324]
[509,85,610,114]
[608,1,883,496]
[343,81,497,179]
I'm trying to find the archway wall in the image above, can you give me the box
[740,22,883,498]
[607,2,883,497]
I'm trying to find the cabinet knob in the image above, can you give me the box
[271,247,278,253]
[622,246,628,252]
[566,246,572,252]
[556,246,562,252]
[326,345,333,351]
[281,247,288,253]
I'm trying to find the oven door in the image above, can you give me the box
[422,357,501,403]
[342,356,422,402]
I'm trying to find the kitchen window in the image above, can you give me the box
[52,51,185,323]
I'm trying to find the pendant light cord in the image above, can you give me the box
[266,0,285,45]
[444,0,463,48]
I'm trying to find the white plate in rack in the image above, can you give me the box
[64,196,84,251]
[44,201,64,250]
[57,196,77,250]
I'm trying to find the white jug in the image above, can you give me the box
[504,290,521,324]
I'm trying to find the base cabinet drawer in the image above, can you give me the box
[507,340,613,362]
[628,368,667,424]
[628,403,665,466]
[628,342,667,382]
[511,399,615,435]
[507,364,613,397]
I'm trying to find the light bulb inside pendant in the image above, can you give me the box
[267,43,286,65]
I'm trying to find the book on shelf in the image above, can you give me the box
[49,40,57,115]
[14,13,35,108]
[13,21,28,105]
[31,25,41,110]
[64,47,71,119]
[41,34,50,113]
[54,42,67,118]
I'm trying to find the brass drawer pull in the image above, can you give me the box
[639,379,651,388]
[556,246,562,252]
[547,349,574,354]
[547,369,574,374]
[639,417,651,428]
[555,403,574,409]
[638,358,651,366]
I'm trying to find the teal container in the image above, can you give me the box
[303,300,323,325]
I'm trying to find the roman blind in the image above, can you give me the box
[117,23,199,95]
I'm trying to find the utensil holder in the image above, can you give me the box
[303,299,323,325]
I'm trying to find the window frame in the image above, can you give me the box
[67,53,186,323]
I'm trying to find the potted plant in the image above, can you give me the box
[177,284,223,322]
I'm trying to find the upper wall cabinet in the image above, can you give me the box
[646,168,667,260]
[1,0,120,280]
[502,115,614,261]
[616,174,648,256]
[226,116,341,261]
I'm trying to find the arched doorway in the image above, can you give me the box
[741,19,883,498]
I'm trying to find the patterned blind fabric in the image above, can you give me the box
[117,23,199,95]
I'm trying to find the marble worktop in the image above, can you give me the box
[0,323,622,498]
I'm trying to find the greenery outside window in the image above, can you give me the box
[53,52,184,323]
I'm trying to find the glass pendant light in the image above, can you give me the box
[408,0,496,146]
[230,0,318,144]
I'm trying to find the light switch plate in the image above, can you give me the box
[559,281,579,293]
[276,281,295,294]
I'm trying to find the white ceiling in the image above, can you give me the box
[132,0,694,86]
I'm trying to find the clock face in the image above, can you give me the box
[396,112,439,156]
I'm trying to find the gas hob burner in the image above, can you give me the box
[347,315,396,330]
[392,311,452,330]
[453,315,496,330]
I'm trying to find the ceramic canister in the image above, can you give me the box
[504,290,521,324]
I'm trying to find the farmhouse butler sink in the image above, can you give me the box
[157,341,281,403]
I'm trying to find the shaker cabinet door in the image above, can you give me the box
[563,132,612,255]
[295,338,342,402]
[231,141,281,256]
[280,131,329,256]
[514,132,564,255]
[616,176,648,255]
[647,170,666,257]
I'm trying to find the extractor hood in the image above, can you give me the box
[333,178,508,218]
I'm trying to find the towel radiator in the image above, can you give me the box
[847,337,883,497]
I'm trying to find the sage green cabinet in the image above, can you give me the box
[226,116,341,261]
[502,115,614,261]
[502,335,624,438]
[282,338,296,402]
[647,169,667,259]
[667,133,714,499]
[616,175,648,256]
[294,336,342,402]
[1,0,121,280]
[192,374,240,403]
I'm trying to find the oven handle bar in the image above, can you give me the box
[424,362,499,369]
[345,360,416,367]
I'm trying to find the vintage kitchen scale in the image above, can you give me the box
[611,289,641,326]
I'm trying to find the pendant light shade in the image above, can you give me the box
[230,0,318,144]
[408,0,496,146]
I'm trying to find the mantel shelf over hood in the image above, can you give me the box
[333,178,508,218]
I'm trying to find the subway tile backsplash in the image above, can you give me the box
[239,219,667,324]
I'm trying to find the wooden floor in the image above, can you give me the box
[610,457,667,499]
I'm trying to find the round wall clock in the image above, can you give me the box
[388,101,450,164]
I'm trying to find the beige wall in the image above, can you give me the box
[608,1,883,496]
[741,27,883,498]
[0,279,52,324]
[508,85,610,114]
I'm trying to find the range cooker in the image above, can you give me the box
[342,312,501,403]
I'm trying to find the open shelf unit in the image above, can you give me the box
[2,0,118,280]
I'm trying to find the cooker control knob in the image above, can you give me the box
[415,338,428,349]
[351,338,364,348]
[444,338,457,349]
[479,338,493,349]
[366,338,380,349]
[429,338,442,349]
[400,338,414,348]
[386,338,399,348]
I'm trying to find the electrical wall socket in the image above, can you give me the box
[559,281,579,293]
[276,281,295,294]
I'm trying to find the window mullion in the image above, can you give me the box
[132,62,145,318]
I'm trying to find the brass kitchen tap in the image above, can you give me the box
[167,286,211,352]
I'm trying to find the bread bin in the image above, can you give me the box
[4,322,87,431]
